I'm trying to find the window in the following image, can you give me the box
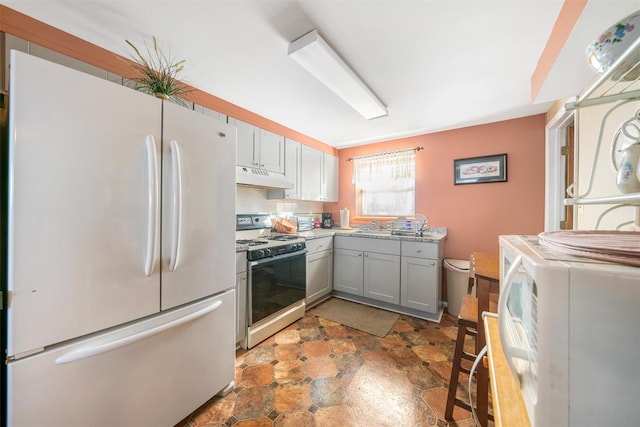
[352,150,416,216]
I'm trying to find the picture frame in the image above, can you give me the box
[454,153,507,185]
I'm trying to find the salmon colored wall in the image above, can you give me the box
[324,114,546,260]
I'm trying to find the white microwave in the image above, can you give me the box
[498,235,640,427]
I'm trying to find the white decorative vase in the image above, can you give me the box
[616,142,640,193]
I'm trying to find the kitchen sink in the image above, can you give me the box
[354,229,392,236]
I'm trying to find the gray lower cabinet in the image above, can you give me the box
[333,248,364,295]
[400,256,438,313]
[333,236,401,304]
[306,237,333,306]
[400,241,442,314]
[235,252,247,344]
[364,252,400,304]
[333,235,444,318]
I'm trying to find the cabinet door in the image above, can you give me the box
[300,144,324,200]
[323,152,339,202]
[400,256,439,313]
[333,248,364,295]
[236,271,247,344]
[364,252,400,304]
[258,129,285,173]
[228,118,256,168]
[306,250,333,304]
[284,139,300,198]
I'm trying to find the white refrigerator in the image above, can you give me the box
[3,50,236,426]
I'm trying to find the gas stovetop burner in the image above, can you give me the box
[268,235,299,241]
[236,239,268,246]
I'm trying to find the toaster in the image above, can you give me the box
[292,216,314,232]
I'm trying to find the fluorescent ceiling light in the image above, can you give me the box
[288,30,388,120]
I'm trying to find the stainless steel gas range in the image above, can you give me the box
[236,214,307,349]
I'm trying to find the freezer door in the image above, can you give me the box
[7,51,162,356]
[7,290,235,427]
[160,101,236,309]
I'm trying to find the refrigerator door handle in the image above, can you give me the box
[55,299,222,364]
[144,135,160,276]
[169,139,183,272]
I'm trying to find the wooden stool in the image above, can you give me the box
[445,295,478,420]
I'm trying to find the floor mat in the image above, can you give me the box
[308,298,399,337]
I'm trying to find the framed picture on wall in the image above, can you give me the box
[454,153,507,185]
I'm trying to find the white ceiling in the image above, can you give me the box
[2,0,640,148]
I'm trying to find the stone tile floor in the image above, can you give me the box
[177,302,487,427]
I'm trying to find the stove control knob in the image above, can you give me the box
[256,250,265,259]
[265,248,272,257]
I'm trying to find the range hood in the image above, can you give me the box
[236,166,293,189]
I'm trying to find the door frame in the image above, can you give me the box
[545,98,576,231]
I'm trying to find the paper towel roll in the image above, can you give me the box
[339,209,350,229]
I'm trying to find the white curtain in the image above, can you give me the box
[352,150,416,216]
[352,150,415,184]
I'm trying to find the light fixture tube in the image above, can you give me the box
[288,29,388,120]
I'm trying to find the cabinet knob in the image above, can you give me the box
[364,253,368,257]
[317,244,323,250]
[218,132,226,138]
[416,249,422,253]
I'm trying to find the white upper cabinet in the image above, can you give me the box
[229,118,284,174]
[323,152,339,202]
[274,144,339,202]
[258,129,285,174]
[284,138,301,199]
[229,118,258,168]
[300,144,324,200]
[267,138,300,200]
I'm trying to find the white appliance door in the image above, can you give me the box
[7,51,162,356]
[498,255,538,388]
[160,101,236,309]
[7,290,235,427]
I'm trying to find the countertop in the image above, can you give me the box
[236,227,447,252]
[332,226,447,243]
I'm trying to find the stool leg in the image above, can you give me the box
[445,322,467,420]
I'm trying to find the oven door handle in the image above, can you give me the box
[249,250,308,267]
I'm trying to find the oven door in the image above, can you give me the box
[248,251,307,325]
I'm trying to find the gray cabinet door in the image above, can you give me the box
[306,250,333,304]
[236,271,247,344]
[400,256,439,313]
[333,248,364,295]
[364,252,400,304]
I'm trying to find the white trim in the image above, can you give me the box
[545,99,576,231]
